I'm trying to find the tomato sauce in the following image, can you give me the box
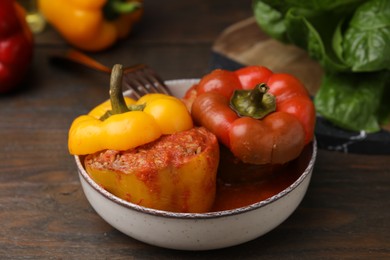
[211,143,313,211]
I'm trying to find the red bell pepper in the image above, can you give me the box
[0,0,33,93]
[184,66,316,165]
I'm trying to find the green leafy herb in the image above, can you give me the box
[252,1,287,42]
[314,71,390,132]
[342,0,390,72]
[253,0,390,132]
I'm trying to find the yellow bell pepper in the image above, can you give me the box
[68,64,193,155]
[88,96,136,118]
[38,0,143,52]
[85,127,220,213]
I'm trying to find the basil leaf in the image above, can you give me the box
[252,0,287,42]
[332,19,346,64]
[342,0,390,72]
[282,0,364,11]
[284,8,350,72]
[314,71,389,132]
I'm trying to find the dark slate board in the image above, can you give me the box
[210,52,390,155]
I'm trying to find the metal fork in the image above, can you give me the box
[52,49,172,99]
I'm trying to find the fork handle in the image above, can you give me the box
[62,49,112,74]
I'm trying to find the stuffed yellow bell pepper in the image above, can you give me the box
[69,64,219,213]
[68,64,193,155]
[38,0,143,52]
[84,126,219,213]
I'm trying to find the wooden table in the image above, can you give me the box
[1,1,389,258]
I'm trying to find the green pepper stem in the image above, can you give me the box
[104,0,141,20]
[110,64,130,115]
[250,83,268,104]
[112,0,141,13]
[230,83,276,119]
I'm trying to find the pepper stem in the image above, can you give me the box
[100,64,144,120]
[230,83,276,119]
[104,0,141,20]
[110,64,129,115]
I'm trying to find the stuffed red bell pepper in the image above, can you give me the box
[184,65,316,165]
[0,0,33,93]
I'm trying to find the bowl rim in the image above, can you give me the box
[76,139,316,220]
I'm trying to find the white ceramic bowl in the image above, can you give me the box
[75,79,317,251]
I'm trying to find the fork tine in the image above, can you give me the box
[123,72,152,97]
[124,64,172,96]
[122,75,144,99]
[133,70,159,94]
[142,66,172,95]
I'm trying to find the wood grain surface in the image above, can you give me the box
[0,0,389,258]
